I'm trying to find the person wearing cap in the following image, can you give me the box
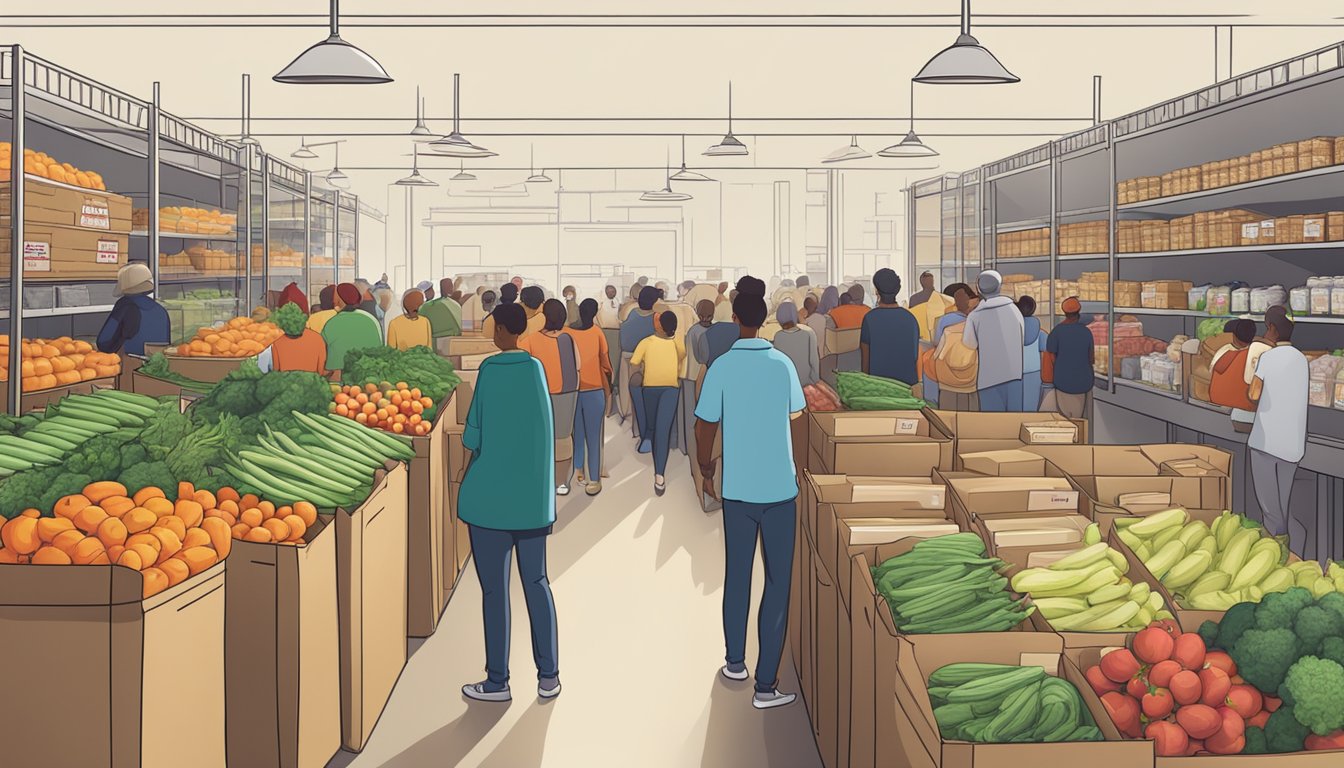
[416,279,435,301]
[386,289,433,351]
[1044,296,1095,419]
[961,270,1024,411]
[277,282,309,314]
[97,262,171,357]
[860,268,919,385]
[419,277,463,345]
[306,285,338,334]
[321,282,383,378]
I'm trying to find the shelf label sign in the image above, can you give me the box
[1026,490,1079,511]
[80,200,111,230]
[96,239,119,264]
[22,241,51,272]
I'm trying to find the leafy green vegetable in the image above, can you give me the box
[272,302,308,336]
[140,401,195,461]
[342,346,459,420]
[1279,657,1344,737]
[166,414,241,480]
[117,462,178,500]
[63,429,140,478]
[189,365,333,451]
[1264,706,1310,753]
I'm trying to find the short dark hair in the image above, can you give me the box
[318,284,336,311]
[498,283,519,304]
[736,275,767,297]
[944,282,974,300]
[638,285,660,310]
[521,285,545,310]
[873,268,901,302]
[542,298,568,330]
[658,311,678,335]
[492,302,527,335]
[803,295,818,311]
[733,293,768,328]
[1223,319,1241,334]
[1231,319,1256,344]
[796,275,810,288]
[481,289,497,304]
[576,298,599,330]
[1017,295,1037,318]
[1267,313,1294,342]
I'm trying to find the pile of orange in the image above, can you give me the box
[0,143,107,190]
[0,335,121,391]
[332,382,434,436]
[175,316,282,358]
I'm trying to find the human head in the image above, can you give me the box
[1017,295,1037,319]
[402,289,426,316]
[416,280,434,301]
[521,285,545,311]
[1265,310,1294,343]
[777,301,800,327]
[839,293,853,306]
[716,281,729,296]
[796,275,810,289]
[116,263,154,297]
[657,310,678,337]
[637,275,649,286]
[577,298,599,329]
[920,271,935,291]
[481,289,497,313]
[732,291,768,330]
[563,285,576,301]
[945,282,976,315]
[354,278,373,300]
[847,283,865,304]
[696,299,716,323]
[336,282,361,309]
[498,282,519,304]
[491,302,528,347]
[629,284,642,301]
[1061,296,1082,321]
[318,284,336,311]
[605,284,618,300]
[803,296,818,315]
[736,275,767,297]
[451,290,463,303]
[638,285,660,311]
[439,277,454,298]
[679,280,697,299]
[277,282,309,314]
[376,287,394,311]
[511,276,524,290]
[1230,319,1256,346]
[873,268,902,304]
[976,269,1003,298]
[542,298,568,331]
[819,286,840,314]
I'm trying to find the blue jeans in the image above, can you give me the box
[469,525,559,688]
[573,389,605,480]
[978,379,1024,412]
[642,386,678,475]
[922,373,940,406]
[1022,371,1042,411]
[723,497,796,693]
[630,383,647,440]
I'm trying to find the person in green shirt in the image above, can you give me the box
[459,302,561,703]
[321,282,383,379]
[419,277,463,342]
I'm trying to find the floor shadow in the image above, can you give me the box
[477,698,558,768]
[379,699,511,768]
[698,667,823,768]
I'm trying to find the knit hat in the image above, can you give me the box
[115,263,154,297]
[1061,296,1082,314]
[336,282,362,307]
[416,280,433,294]
[977,269,1003,298]
[278,282,309,314]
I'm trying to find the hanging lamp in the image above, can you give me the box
[704,83,749,157]
[325,143,350,187]
[914,0,1019,85]
[410,87,438,140]
[878,83,940,158]
[274,0,392,85]
[525,146,552,183]
[291,136,319,159]
[670,135,714,181]
[642,150,693,202]
[822,136,873,163]
[429,74,497,158]
[451,161,476,181]
[394,144,438,187]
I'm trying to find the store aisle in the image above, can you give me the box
[328,415,822,768]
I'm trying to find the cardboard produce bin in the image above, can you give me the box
[959,449,1047,477]
[0,175,134,231]
[130,369,211,398]
[12,375,118,412]
[1070,475,1228,533]
[824,326,861,356]
[225,517,340,768]
[405,410,449,638]
[0,221,129,279]
[442,372,478,587]
[810,409,953,476]
[893,632,1151,768]
[163,352,251,384]
[336,461,410,752]
[0,562,226,768]
[929,411,1088,468]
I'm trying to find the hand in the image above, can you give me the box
[702,474,720,502]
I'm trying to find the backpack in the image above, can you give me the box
[934,322,979,391]
[557,332,579,393]
[1209,346,1254,411]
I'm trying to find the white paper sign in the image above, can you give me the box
[95,239,119,264]
[22,241,51,271]
[80,200,111,230]
[1026,490,1079,511]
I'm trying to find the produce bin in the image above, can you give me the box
[11,376,119,413]
[336,461,409,752]
[442,373,478,592]
[405,409,449,638]
[163,352,252,384]
[0,561,226,768]
[809,409,954,476]
[130,369,212,398]
[225,515,340,768]
[927,411,1088,468]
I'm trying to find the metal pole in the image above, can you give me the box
[1049,144,1058,327]
[1107,127,1117,396]
[1092,75,1103,125]
[407,186,414,286]
[149,82,161,296]
[242,145,253,311]
[261,155,271,307]
[353,193,360,287]
[242,74,249,140]
[302,172,311,299]
[8,46,26,415]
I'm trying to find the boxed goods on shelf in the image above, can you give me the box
[133,206,237,235]
[1,172,130,231]
[1141,280,1192,309]
[1118,133,1344,205]
[808,409,953,475]
[996,227,1051,259]
[928,410,1087,469]
[0,221,129,280]
[1079,272,1109,303]
[1060,221,1110,256]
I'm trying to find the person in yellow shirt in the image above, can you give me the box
[630,311,686,496]
[386,289,433,351]
[306,285,338,334]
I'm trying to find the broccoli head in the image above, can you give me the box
[117,462,177,500]
[1232,627,1301,694]
[1197,619,1220,649]
[1317,591,1344,626]
[0,466,61,517]
[1321,637,1344,669]
[1214,601,1258,651]
[1279,657,1344,737]
[1255,586,1314,631]
[1295,606,1344,656]
[272,302,308,336]
[62,431,136,478]
[1242,726,1267,755]
[1264,706,1310,753]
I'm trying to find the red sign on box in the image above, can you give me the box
[80,201,111,229]
[96,239,119,264]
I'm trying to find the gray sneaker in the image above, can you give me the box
[538,676,562,699]
[752,689,797,710]
[462,682,511,702]
[720,664,749,682]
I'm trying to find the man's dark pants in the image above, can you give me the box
[469,525,559,688]
[722,496,796,693]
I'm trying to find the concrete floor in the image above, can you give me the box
[328,415,823,768]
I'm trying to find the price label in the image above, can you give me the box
[80,200,111,230]
[1027,490,1079,511]
[22,241,51,271]
[95,239,119,264]
[894,418,921,435]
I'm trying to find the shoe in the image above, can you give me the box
[585,481,602,496]
[462,682,512,702]
[638,440,652,454]
[575,470,585,484]
[720,664,750,682]
[752,689,797,710]
[538,677,562,699]
[557,484,570,496]
[654,476,666,496]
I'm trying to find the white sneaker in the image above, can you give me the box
[538,677,562,699]
[557,484,570,496]
[752,690,797,710]
[720,664,750,682]
[462,682,512,702]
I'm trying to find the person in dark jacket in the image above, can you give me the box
[1046,297,1095,419]
[97,263,170,357]
[619,286,660,448]
[860,268,919,385]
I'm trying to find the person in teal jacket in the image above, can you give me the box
[321,282,383,378]
[459,302,561,703]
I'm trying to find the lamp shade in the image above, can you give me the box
[822,137,872,163]
[274,37,392,85]
[704,134,749,157]
[671,165,714,182]
[640,187,692,202]
[877,130,940,158]
[394,169,438,187]
[914,33,1019,85]
[291,145,319,160]
[325,168,350,187]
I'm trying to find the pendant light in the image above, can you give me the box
[429,74,497,158]
[704,83,749,157]
[670,136,714,181]
[291,136,319,160]
[822,136,872,163]
[525,146,552,183]
[274,0,392,85]
[451,161,476,181]
[394,144,438,187]
[878,83,940,158]
[642,150,692,202]
[325,143,349,188]
[914,0,1019,85]
[410,87,438,140]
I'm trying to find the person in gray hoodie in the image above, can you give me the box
[961,270,1025,411]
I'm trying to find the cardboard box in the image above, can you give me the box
[1020,421,1080,445]
[945,476,1079,522]
[1072,475,1228,531]
[958,449,1046,477]
[929,411,1087,466]
[0,176,134,232]
[0,221,129,280]
[810,410,953,476]
[406,411,449,638]
[162,352,250,384]
[981,514,1092,550]
[444,336,499,357]
[336,462,409,752]
[225,517,340,768]
[1021,445,1158,478]
[825,326,862,355]
[0,562,227,768]
[893,632,1149,768]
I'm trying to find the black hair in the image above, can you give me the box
[1223,319,1241,334]
[796,275,810,288]
[658,310,678,336]
[575,298,599,330]
[873,268,902,303]
[638,285,660,311]
[482,289,497,304]
[492,302,527,335]
[1231,319,1256,344]
[542,298,568,331]
[498,283,519,304]
[1267,312,1294,342]
[1017,295,1037,318]
[839,293,854,305]
[733,293,768,329]
[944,282,974,300]
[735,275,767,297]
[521,285,545,310]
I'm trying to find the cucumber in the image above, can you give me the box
[0,437,64,463]
[271,429,375,477]
[51,404,124,428]
[302,412,396,459]
[233,459,344,508]
[324,413,416,459]
[18,430,77,452]
[40,417,103,436]
[46,413,118,433]
[293,413,386,464]
[239,451,360,495]
[62,398,144,426]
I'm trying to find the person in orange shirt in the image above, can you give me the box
[520,299,582,495]
[827,284,870,329]
[261,301,327,376]
[568,298,614,494]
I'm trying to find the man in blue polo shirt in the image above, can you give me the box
[694,280,805,711]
